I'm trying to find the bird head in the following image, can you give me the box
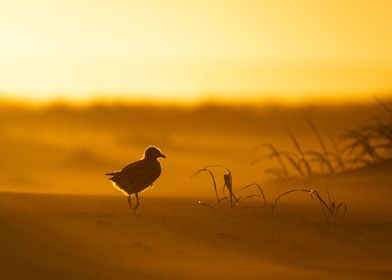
[144,146,166,160]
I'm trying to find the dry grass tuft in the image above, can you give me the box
[192,165,238,209]
[193,165,268,211]
[255,98,392,179]
[272,189,347,224]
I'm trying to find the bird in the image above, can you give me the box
[105,146,166,212]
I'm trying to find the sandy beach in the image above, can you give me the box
[1,103,392,279]
[1,189,391,280]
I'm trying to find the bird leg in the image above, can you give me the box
[127,194,132,211]
[133,192,140,212]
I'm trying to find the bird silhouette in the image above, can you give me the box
[105,146,166,212]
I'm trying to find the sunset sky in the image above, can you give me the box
[0,0,391,103]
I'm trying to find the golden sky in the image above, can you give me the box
[0,0,391,103]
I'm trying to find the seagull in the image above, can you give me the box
[105,146,166,212]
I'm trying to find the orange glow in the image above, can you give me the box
[0,0,391,103]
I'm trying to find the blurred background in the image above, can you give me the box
[0,0,391,197]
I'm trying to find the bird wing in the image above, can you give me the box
[106,160,155,193]
[121,160,146,173]
[105,160,144,176]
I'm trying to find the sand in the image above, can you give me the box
[1,191,391,280]
[1,103,392,279]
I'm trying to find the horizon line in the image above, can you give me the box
[1,91,391,108]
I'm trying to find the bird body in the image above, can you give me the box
[106,146,165,211]
[106,158,161,194]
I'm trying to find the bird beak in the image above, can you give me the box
[160,153,166,158]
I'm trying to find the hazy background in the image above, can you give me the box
[0,101,388,197]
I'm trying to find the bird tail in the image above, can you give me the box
[105,172,118,176]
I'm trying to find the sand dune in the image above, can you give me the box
[1,192,391,280]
